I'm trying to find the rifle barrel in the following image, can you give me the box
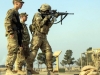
[58,12,74,15]
[68,13,74,15]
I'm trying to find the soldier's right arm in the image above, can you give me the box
[33,13,50,27]
[4,9,14,35]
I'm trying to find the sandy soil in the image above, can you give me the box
[0,68,80,75]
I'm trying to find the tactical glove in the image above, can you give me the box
[45,15,52,19]
[54,13,59,18]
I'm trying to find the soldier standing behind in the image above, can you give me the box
[28,4,59,75]
[4,0,24,75]
[14,12,39,74]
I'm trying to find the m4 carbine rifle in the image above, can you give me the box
[44,10,74,25]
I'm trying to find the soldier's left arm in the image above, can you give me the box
[48,13,59,28]
[48,18,54,28]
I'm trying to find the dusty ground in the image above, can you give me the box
[0,71,80,75]
[0,68,6,72]
[0,68,80,75]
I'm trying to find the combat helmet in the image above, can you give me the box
[20,12,28,17]
[38,4,51,12]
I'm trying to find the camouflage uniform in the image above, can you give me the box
[4,0,24,75]
[4,8,21,70]
[14,13,30,71]
[28,4,58,73]
[91,51,100,70]
[15,13,39,74]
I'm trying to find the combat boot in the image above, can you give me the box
[27,69,39,74]
[17,67,26,75]
[47,71,58,75]
[5,67,16,75]
[5,69,13,75]
[17,67,25,75]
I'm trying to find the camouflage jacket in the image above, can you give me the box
[21,22,30,43]
[4,8,22,36]
[31,12,54,36]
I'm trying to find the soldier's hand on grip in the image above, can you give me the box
[54,13,59,18]
[45,15,52,19]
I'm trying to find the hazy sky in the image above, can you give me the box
[0,0,100,67]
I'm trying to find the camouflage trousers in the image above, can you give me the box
[14,42,30,71]
[94,60,100,70]
[27,35,53,71]
[5,32,19,70]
